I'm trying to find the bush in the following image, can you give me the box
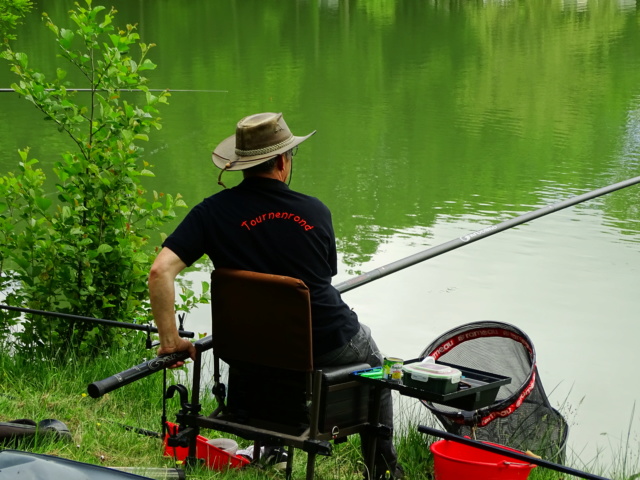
[0,1,201,358]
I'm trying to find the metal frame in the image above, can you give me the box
[165,269,375,480]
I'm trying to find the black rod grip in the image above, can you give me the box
[87,351,189,398]
[87,336,213,398]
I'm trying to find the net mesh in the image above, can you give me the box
[420,321,568,461]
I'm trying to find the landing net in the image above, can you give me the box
[420,321,568,461]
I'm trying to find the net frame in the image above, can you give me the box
[421,321,536,426]
[420,321,568,460]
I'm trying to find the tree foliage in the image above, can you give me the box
[0,0,32,43]
[0,1,206,358]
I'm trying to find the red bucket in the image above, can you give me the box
[430,439,536,480]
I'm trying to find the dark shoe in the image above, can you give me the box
[262,446,288,466]
[38,419,72,442]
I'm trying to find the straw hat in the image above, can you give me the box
[212,112,316,171]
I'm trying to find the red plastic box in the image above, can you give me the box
[163,422,250,470]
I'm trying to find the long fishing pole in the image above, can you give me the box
[335,175,640,294]
[90,175,640,396]
[0,304,194,338]
[0,88,227,93]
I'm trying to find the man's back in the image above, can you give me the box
[163,176,359,357]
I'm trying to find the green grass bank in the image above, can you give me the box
[0,340,630,480]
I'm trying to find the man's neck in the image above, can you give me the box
[244,171,281,181]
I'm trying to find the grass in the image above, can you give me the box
[0,341,638,480]
[0,341,396,479]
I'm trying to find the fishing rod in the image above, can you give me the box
[0,304,194,338]
[89,175,640,396]
[418,425,610,480]
[335,174,640,294]
[0,87,227,93]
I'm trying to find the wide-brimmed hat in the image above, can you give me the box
[212,112,316,171]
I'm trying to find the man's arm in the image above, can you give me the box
[149,247,196,361]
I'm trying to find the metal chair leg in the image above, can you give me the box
[285,446,295,479]
[305,451,316,480]
[253,439,262,463]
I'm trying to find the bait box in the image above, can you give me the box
[401,363,462,394]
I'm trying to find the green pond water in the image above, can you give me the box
[1,0,640,471]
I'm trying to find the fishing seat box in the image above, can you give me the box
[226,362,371,434]
[318,363,371,432]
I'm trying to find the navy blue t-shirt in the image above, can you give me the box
[163,176,359,356]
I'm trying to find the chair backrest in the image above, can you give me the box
[210,268,314,372]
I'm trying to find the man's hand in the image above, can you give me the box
[157,337,196,368]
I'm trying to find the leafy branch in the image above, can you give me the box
[0,1,209,358]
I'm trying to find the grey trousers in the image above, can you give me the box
[315,324,398,476]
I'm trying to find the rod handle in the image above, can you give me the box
[87,352,189,398]
[87,336,213,398]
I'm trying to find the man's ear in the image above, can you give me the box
[276,153,287,171]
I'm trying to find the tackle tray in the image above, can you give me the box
[350,359,511,411]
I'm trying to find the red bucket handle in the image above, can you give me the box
[502,461,535,468]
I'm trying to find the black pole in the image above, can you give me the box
[418,425,610,480]
[336,175,640,294]
[0,304,194,338]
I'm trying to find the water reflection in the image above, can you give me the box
[560,0,638,12]
[620,96,640,165]
[1,0,640,472]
